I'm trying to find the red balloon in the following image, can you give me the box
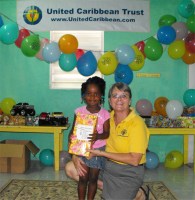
[185,32,195,54]
[135,41,146,58]
[15,29,30,48]
[76,49,84,60]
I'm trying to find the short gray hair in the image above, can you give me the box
[108,82,132,98]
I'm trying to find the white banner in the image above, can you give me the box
[17,0,150,32]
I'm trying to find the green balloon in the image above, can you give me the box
[21,35,40,57]
[187,14,195,33]
[158,15,177,27]
[164,151,183,169]
[144,37,163,61]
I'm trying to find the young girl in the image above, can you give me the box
[68,76,110,200]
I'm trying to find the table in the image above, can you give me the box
[0,125,70,171]
[149,128,195,172]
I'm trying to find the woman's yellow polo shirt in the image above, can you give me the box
[106,108,150,164]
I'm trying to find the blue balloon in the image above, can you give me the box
[115,44,135,65]
[178,0,195,18]
[39,149,54,166]
[77,51,97,76]
[0,16,4,28]
[183,89,195,107]
[42,42,61,63]
[114,64,133,85]
[59,53,77,71]
[146,151,159,169]
[0,23,19,44]
[157,26,176,45]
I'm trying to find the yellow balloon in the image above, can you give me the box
[0,98,16,114]
[97,52,118,75]
[168,40,185,59]
[58,34,78,54]
[129,45,145,71]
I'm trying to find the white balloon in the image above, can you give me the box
[165,100,183,119]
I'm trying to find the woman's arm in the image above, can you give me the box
[89,149,143,166]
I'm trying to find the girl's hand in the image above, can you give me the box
[72,155,86,176]
[87,130,98,142]
[88,149,103,156]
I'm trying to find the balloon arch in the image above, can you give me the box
[0,1,195,118]
[0,0,194,85]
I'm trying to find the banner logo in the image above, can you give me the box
[23,6,42,25]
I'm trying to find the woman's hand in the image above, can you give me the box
[72,155,87,176]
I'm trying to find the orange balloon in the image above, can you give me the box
[58,34,78,54]
[154,97,169,117]
[182,50,195,64]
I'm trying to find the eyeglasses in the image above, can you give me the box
[111,93,129,100]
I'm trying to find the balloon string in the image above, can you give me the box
[0,12,151,54]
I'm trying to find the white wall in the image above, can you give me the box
[188,63,195,163]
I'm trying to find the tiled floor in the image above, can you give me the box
[0,161,194,200]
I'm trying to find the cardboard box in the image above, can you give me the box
[69,113,97,157]
[0,140,40,173]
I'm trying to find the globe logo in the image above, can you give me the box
[23,6,42,25]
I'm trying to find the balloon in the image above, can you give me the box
[98,52,118,75]
[171,22,188,40]
[77,51,97,76]
[0,23,19,44]
[164,151,183,169]
[178,0,195,18]
[21,35,40,57]
[183,89,195,107]
[185,32,195,53]
[114,64,133,85]
[42,42,61,63]
[136,99,153,116]
[39,149,54,166]
[58,34,78,54]
[0,98,16,114]
[187,14,195,33]
[168,40,186,59]
[166,100,183,119]
[146,151,159,169]
[15,29,30,48]
[35,38,49,60]
[135,41,146,58]
[154,97,169,117]
[59,150,71,169]
[115,44,135,65]
[157,26,176,45]
[158,15,177,27]
[182,50,195,64]
[144,37,163,61]
[0,16,4,28]
[76,49,84,60]
[129,45,145,71]
[59,53,77,72]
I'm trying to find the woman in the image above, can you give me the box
[89,82,150,200]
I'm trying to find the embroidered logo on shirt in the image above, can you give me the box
[117,129,128,137]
